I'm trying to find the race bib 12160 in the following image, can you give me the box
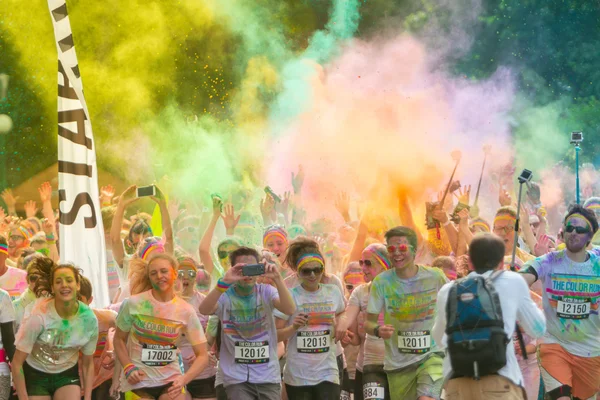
[398,330,431,354]
[141,344,177,366]
[297,329,330,353]
[234,341,269,364]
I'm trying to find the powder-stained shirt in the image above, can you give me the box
[349,283,385,370]
[105,250,120,303]
[367,266,448,371]
[524,250,600,357]
[0,289,15,375]
[275,283,345,386]
[116,290,206,391]
[180,291,217,380]
[92,309,117,388]
[13,288,36,333]
[0,267,27,301]
[216,284,281,387]
[15,298,98,373]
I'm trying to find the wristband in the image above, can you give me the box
[216,279,232,293]
[45,233,55,241]
[47,240,57,246]
[374,325,381,338]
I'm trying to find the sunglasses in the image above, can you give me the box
[217,250,228,259]
[9,235,25,241]
[565,225,591,234]
[386,244,410,253]
[28,275,39,283]
[300,266,324,277]
[178,270,197,279]
[345,284,354,291]
[492,225,515,234]
[359,260,372,267]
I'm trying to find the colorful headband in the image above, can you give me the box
[263,227,288,246]
[141,242,165,261]
[178,256,197,270]
[584,198,600,210]
[297,253,325,270]
[0,244,7,256]
[18,226,33,240]
[364,244,392,270]
[344,272,364,284]
[566,213,593,230]
[494,215,516,224]
[470,218,490,232]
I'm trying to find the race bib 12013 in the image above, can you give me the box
[297,329,330,353]
[398,330,431,354]
[234,341,269,364]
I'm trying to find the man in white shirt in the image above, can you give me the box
[432,234,546,400]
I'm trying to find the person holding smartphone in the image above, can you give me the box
[275,238,347,400]
[198,246,296,400]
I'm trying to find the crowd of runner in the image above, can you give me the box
[0,165,599,400]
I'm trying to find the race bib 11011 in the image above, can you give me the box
[398,330,431,354]
[297,329,330,353]
[141,344,177,366]
[234,341,269,364]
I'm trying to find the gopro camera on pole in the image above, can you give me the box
[571,131,583,204]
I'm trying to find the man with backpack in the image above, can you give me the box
[432,234,546,399]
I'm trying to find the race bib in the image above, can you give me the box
[141,344,177,366]
[340,390,351,400]
[363,383,385,399]
[234,341,269,364]
[398,330,431,354]
[297,329,330,353]
[557,297,591,319]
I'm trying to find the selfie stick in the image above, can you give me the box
[511,169,532,360]
[571,132,583,204]
[436,151,462,239]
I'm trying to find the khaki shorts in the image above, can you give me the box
[386,354,444,400]
[538,343,600,399]
[444,375,525,400]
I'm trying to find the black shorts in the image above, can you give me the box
[131,382,173,399]
[23,361,80,397]
[187,376,217,399]
[362,364,390,400]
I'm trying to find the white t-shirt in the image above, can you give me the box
[524,250,600,357]
[348,283,385,370]
[432,270,546,386]
[0,266,27,300]
[15,298,98,373]
[275,283,345,386]
[116,290,206,392]
[0,289,15,375]
[13,288,36,333]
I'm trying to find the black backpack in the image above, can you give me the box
[445,270,509,379]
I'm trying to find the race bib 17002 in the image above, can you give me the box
[234,341,269,364]
[141,344,177,366]
[557,297,591,319]
[398,330,431,354]
[297,329,330,353]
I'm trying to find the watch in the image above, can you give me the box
[374,325,381,338]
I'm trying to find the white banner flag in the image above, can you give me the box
[48,0,109,307]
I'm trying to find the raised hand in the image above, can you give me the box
[534,234,552,256]
[222,203,240,234]
[212,196,223,219]
[24,200,38,218]
[100,184,115,206]
[291,165,305,194]
[150,185,167,205]
[117,185,138,207]
[260,194,275,224]
[499,189,512,207]
[455,185,471,205]
[1,188,18,209]
[38,182,53,204]
[334,191,351,221]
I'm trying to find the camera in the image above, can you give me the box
[425,202,439,230]
[570,131,583,145]
[517,169,533,184]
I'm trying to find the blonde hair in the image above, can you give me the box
[128,253,178,295]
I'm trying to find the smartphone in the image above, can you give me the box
[136,185,156,198]
[264,186,282,203]
[242,263,265,276]
[210,193,223,212]
[425,201,438,230]
[450,202,471,224]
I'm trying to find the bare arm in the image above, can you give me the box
[81,354,95,400]
[111,185,138,267]
[11,350,29,400]
[199,197,223,275]
[271,274,296,316]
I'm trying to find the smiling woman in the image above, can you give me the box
[10,257,99,400]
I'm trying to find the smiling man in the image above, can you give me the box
[365,226,448,400]
[521,204,600,400]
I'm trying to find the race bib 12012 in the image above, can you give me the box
[234,341,269,364]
